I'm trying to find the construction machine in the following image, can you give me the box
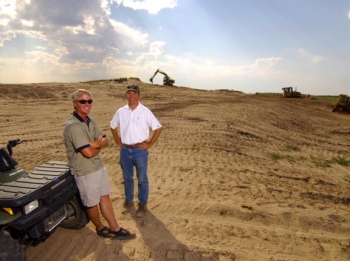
[331,94,350,113]
[282,87,302,98]
[149,69,175,86]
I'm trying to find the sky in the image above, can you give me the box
[0,0,349,95]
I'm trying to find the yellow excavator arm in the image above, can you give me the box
[149,69,175,86]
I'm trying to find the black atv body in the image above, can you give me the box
[0,140,89,261]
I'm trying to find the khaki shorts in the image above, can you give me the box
[74,167,111,207]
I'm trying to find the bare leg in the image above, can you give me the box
[99,194,120,232]
[86,205,105,231]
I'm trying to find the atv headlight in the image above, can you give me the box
[24,200,39,214]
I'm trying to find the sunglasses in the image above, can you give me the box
[127,85,138,90]
[76,99,93,104]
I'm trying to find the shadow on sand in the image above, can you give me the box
[126,206,217,261]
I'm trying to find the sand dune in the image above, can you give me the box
[1,80,350,261]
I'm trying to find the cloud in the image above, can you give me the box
[113,0,178,14]
[109,19,149,47]
[135,41,165,65]
[0,0,154,82]
[0,0,151,63]
[0,0,17,19]
[297,48,325,64]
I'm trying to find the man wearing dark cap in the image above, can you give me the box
[110,85,163,218]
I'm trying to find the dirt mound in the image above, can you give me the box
[1,81,350,261]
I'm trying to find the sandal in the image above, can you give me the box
[96,226,111,238]
[110,227,136,240]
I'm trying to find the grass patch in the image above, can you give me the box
[330,130,350,136]
[80,79,112,83]
[271,153,306,162]
[272,153,283,161]
[255,92,281,97]
[310,155,332,167]
[343,174,350,182]
[217,89,243,93]
[299,141,312,146]
[313,95,339,104]
[332,157,350,166]
[285,144,300,151]
[253,93,339,103]
[317,139,332,144]
[79,77,140,84]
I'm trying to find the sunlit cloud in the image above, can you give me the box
[113,0,177,14]
[0,0,17,18]
[21,19,33,26]
[110,19,148,46]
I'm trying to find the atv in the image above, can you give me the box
[0,139,89,261]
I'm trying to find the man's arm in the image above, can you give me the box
[89,134,108,149]
[81,134,108,158]
[143,127,163,149]
[110,128,123,147]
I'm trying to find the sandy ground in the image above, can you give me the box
[1,79,350,261]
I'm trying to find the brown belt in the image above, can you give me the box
[123,143,142,148]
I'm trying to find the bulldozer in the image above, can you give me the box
[149,69,175,86]
[331,94,350,113]
[282,87,302,98]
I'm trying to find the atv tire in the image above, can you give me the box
[0,231,27,261]
[60,196,89,229]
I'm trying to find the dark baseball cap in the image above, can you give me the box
[126,85,140,94]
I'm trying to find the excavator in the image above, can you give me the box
[331,94,350,113]
[281,87,302,98]
[149,69,175,86]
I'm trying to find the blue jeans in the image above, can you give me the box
[119,147,149,204]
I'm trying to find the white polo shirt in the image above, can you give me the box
[110,102,162,145]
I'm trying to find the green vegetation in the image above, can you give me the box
[316,139,332,145]
[255,92,281,97]
[284,144,300,151]
[332,157,350,166]
[310,155,332,167]
[343,174,350,182]
[80,79,112,83]
[313,95,339,104]
[217,89,243,93]
[330,130,350,136]
[79,77,140,84]
[271,153,306,162]
[299,141,312,146]
[318,133,331,139]
[271,153,283,161]
[308,155,349,167]
[272,152,349,167]
[254,92,339,103]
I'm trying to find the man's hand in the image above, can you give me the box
[90,134,108,149]
[137,141,149,150]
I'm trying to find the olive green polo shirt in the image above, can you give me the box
[63,112,104,176]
